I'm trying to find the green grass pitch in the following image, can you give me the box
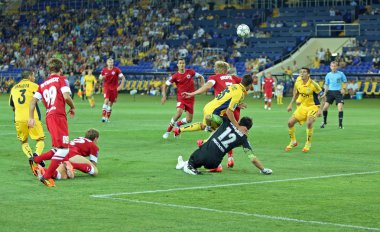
[0,93,379,231]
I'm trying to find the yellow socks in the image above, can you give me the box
[181,122,203,132]
[288,127,296,142]
[306,127,313,144]
[21,143,33,158]
[35,140,45,155]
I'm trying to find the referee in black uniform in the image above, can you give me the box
[175,116,272,175]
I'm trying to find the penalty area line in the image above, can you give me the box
[96,197,380,231]
[91,170,380,198]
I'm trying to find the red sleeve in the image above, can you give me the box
[101,68,105,76]
[189,69,196,76]
[169,74,176,84]
[208,75,216,82]
[90,144,99,158]
[233,75,242,84]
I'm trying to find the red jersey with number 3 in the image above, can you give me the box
[35,74,71,117]
[208,74,241,96]
[101,67,122,89]
[67,137,100,163]
[168,69,196,101]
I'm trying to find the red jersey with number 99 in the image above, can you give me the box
[35,74,71,117]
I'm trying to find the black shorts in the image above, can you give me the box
[326,90,344,105]
[188,148,223,169]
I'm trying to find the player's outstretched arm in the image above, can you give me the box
[245,149,272,175]
[198,74,205,87]
[317,92,326,117]
[183,81,213,98]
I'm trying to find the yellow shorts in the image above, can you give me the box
[86,88,94,97]
[202,103,225,129]
[15,120,45,142]
[293,105,319,125]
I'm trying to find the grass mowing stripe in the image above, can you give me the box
[91,170,380,198]
[98,197,380,231]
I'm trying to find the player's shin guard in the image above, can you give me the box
[306,128,313,144]
[102,104,107,118]
[43,149,68,179]
[166,118,176,132]
[71,163,94,174]
[288,127,296,142]
[22,143,33,158]
[181,122,202,132]
[323,110,328,124]
[228,150,233,158]
[35,140,45,156]
[338,111,343,127]
[34,149,56,163]
[176,118,188,127]
[106,105,112,119]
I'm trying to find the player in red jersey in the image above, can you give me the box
[178,61,243,169]
[32,129,100,180]
[28,58,75,187]
[262,72,276,110]
[99,58,126,123]
[161,58,205,139]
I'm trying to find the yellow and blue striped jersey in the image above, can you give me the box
[9,79,41,121]
[205,83,247,116]
[295,77,323,107]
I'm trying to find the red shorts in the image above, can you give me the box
[46,115,69,148]
[176,99,194,114]
[264,90,273,99]
[104,88,118,103]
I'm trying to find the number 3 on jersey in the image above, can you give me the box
[43,86,57,107]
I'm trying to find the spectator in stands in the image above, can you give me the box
[325,48,332,63]
[373,55,380,69]
[373,41,380,48]
[352,55,361,66]
[317,48,326,65]
[346,79,359,99]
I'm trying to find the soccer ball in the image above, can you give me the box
[236,24,250,38]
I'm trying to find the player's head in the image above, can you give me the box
[107,58,114,68]
[330,61,338,72]
[214,61,229,74]
[47,58,63,74]
[239,117,253,130]
[241,74,253,88]
[300,67,310,80]
[85,128,100,143]
[177,58,186,71]
[21,69,35,82]
[88,69,93,74]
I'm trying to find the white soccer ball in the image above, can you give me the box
[236,24,250,38]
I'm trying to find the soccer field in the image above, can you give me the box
[0,94,379,232]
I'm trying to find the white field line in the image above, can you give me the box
[97,197,380,231]
[91,170,380,198]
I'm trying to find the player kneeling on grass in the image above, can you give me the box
[30,129,100,180]
[175,116,272,175]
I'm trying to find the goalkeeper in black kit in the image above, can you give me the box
[175,116,272,175]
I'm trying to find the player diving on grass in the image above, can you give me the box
[175,116,272,176]
[30,129,100,180]
[175,61,243,168]
[179,74,253,172]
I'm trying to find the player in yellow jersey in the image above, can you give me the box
[175,74,253,137]
[9,70,46,168]
[286,67,326,153]
[84,69,97,108]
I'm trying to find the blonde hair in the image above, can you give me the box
[214,61,230,74]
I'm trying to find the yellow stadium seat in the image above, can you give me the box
[125,80,131,90]
[142,80,149,91]
[136,80,143,91]
[363,81,370,95]
[374,82,380,96]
